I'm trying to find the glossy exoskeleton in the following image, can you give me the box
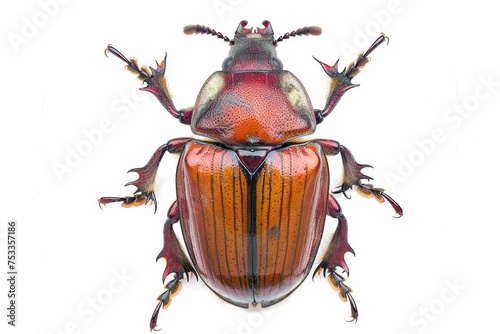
[99,20,403,330]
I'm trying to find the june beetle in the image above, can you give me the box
[99,20,403,330]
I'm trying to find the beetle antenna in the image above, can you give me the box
[274,26,322,45]
[183,24,231,44]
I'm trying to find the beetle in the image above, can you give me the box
[99,20,403,330]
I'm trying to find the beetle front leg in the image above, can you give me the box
[318,140,403,217]
[105,45,193,124]
[314,194,358,321]
[98,138,190,213]
[314,34,388,123]
[151,201,198,331]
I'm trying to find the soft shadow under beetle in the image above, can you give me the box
[99,20,403,330]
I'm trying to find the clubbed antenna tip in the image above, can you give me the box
[304,26,323,36]
[274,25,322,44]
[183,24,230,42]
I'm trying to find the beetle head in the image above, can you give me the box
[223,20,280,71]
[184,20,322,72]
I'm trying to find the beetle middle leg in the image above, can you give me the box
[98,138,190,213]
[318,139,403,217]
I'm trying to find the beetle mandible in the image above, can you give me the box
[99,20,403,330]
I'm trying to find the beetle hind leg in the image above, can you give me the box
[151,201,197,331]
[314,193,358,321]
[150,274,183,331]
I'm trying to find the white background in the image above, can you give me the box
[1,1,499,334]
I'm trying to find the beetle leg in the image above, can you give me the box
[313,193,358,321]
[98,143,168,213]
[98,138,191,213]
[105,45,193,124]
[318,140,403,217]
[313,34,388,123]
[150,274,182,331]
[151,201,197,331]
[156,201,197,282]
[335,144,373,197]
[356,183,404,218]
[334,145,403,217]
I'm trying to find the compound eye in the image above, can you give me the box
[222,56,233,70]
